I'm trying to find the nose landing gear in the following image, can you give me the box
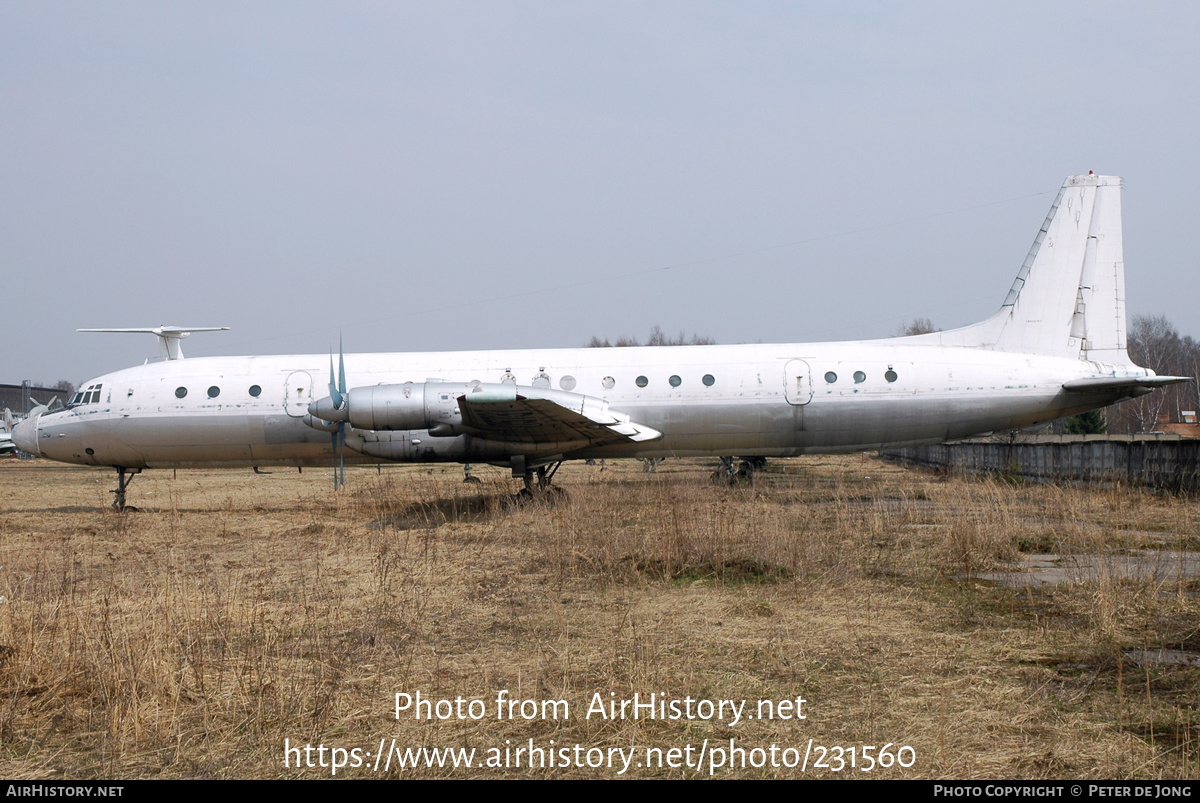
[111,467,142,511]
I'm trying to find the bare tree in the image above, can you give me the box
[588,326,716,347]
[896,317,939,336]
[1110,314,1200,432]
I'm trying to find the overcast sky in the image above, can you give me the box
[4,2,1198,385]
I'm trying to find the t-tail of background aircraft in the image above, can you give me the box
[12,173,1187,509]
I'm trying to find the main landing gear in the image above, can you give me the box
[711,456,764,486]
[510,458,567,502]
[111,467,142,511]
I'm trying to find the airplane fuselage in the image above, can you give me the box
[15,176,1176,487]
[19,339,1142,470]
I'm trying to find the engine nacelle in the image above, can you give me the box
[343,382,474,432]
[308,381,627,439]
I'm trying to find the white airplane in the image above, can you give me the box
[13,174,1186,509]
[1,409,14,456]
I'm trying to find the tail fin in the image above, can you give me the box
[923,174,1131,364]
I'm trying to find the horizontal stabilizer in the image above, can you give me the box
[1062,376,1190,392]
[78,326,230,360]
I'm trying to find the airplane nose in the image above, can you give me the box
[11,416,39,456]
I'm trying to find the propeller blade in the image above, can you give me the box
[328,334,348,489]
[328,419,346,489]
[338,333,347,397]
[338,422,345,489]
[330,430,337,488]
[328,352,344,410]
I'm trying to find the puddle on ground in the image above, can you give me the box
[1123,649,1200,668]
[974,551,1200,588]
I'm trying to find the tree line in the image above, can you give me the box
[587,325,717,348]
[1110,315,1200,433]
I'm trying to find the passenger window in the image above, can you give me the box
[635,376,649,388]
[175,387,188,399]
[601,376,615,389]
[669,375,681,387]
[208,386,220,398]
[824,372,837,383]
[853,371,866,384]
[702,374,715,386]
[885,369,898,383]
[249,385,261,397]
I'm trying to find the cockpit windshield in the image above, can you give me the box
[67,383,103,408]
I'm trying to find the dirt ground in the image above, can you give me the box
[1,455,1197,779]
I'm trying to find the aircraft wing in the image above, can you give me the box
[457,395,661,447]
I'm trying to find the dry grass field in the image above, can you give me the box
[1,454,1197,779]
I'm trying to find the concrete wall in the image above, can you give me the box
[882,436,1200,492]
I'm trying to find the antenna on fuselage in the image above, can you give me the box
[77,326,230,360]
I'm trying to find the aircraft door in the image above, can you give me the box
[284,371,314,418]
[784,360,812,406]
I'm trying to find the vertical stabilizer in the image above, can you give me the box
[920,174,1130,364]
[993,174,1123,358]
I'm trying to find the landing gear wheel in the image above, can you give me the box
[711,457,754,486]
[509,459,567,504]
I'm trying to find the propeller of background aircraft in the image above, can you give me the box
[26,394,61,418]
